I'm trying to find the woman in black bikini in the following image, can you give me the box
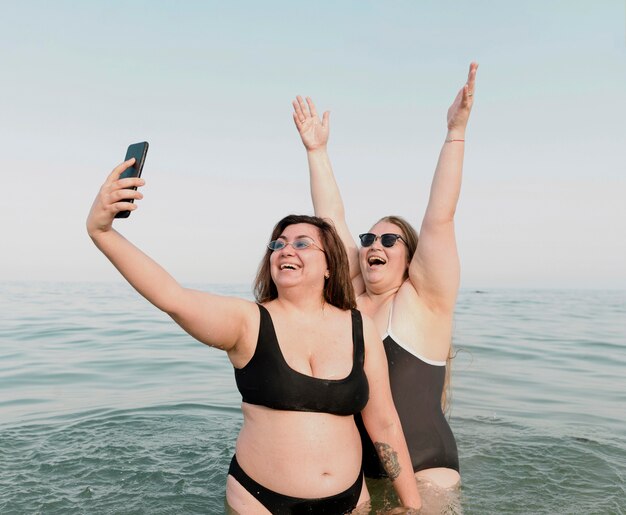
[87,164,421,513]
[293,63,478,502]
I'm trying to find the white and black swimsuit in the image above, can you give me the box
[356,303,459,477]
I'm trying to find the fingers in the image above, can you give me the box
[292,95,329,142]
[89,162,145,232]
[292,97,305,123]
[110,186,144,202]
[102,170,145,207]
[461,84,471,105]
[297,95,308,122]
[112,201,139,215]
[292,111,301,129]
[108,158,136,183]
[115,176,145,190]
[101,162,145,206]
[104,185,143,217]
[466,61,478,97]
[306,97,318,118]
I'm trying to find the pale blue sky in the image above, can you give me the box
[2,1,625,288]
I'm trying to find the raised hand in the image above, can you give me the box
[447,62,478,134]
[86,158,145,237]
[292,96,330,151]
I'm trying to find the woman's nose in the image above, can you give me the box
[279,243,296,255]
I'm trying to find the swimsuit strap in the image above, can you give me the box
[386,298,395,335]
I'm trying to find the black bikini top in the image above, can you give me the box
[234,304,369,416]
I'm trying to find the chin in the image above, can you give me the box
[363,269,385,285]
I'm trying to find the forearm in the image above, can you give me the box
[409,132,463,307]
[307,147,346,220]
[423,131,465,226]
[425,61,477,227]
[90,229,184,314]
[362,319,422,508]
[306,148,361,279]
[372,422,421,509]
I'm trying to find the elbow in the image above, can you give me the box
[368,412,401,439]
[154,285,188,317]
[316,206,345,223]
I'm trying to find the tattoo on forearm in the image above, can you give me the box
[374,442,401,480]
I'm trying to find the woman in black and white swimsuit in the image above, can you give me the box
[293,63,478,497]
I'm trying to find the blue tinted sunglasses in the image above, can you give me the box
[268,239,325,252]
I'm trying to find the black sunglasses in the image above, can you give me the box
[358,233,407,248]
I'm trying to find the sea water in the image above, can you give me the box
[1,282,624,514]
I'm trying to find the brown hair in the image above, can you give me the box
[254,214,356,310]
[375,215,454,413]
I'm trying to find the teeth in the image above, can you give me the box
[368,256,386,265]
[280,264,297,270]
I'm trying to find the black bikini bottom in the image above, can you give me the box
[228,454,363,514]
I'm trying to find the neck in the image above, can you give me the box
[274,285,327,313]
[361,284,401,309]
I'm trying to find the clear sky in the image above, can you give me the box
[2,1,625,289]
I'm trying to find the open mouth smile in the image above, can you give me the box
[367,255,387,267]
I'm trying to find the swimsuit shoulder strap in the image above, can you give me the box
[255,303,281,354]
[386,298,395,334]
[351,308,365,366]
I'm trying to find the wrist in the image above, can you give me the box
[87,225,113,243]
[306,145,328,156]
[446,128,466,141]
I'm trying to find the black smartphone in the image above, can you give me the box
[115,141,149,219]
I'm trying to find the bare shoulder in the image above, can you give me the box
[358,310,385,356]
[358,310,378,337]
[390,282,454,361]
[224,298,262,368]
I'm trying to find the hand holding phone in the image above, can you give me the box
[115,141,149,219]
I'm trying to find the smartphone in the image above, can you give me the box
[115,141,149,219]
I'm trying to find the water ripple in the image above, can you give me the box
[2,283,625,513]
[0,405,240,515]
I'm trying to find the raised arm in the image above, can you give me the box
[409,62,478,312]
[292,96,363,292]
[86,159,256,353]
[360,317,421,510]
